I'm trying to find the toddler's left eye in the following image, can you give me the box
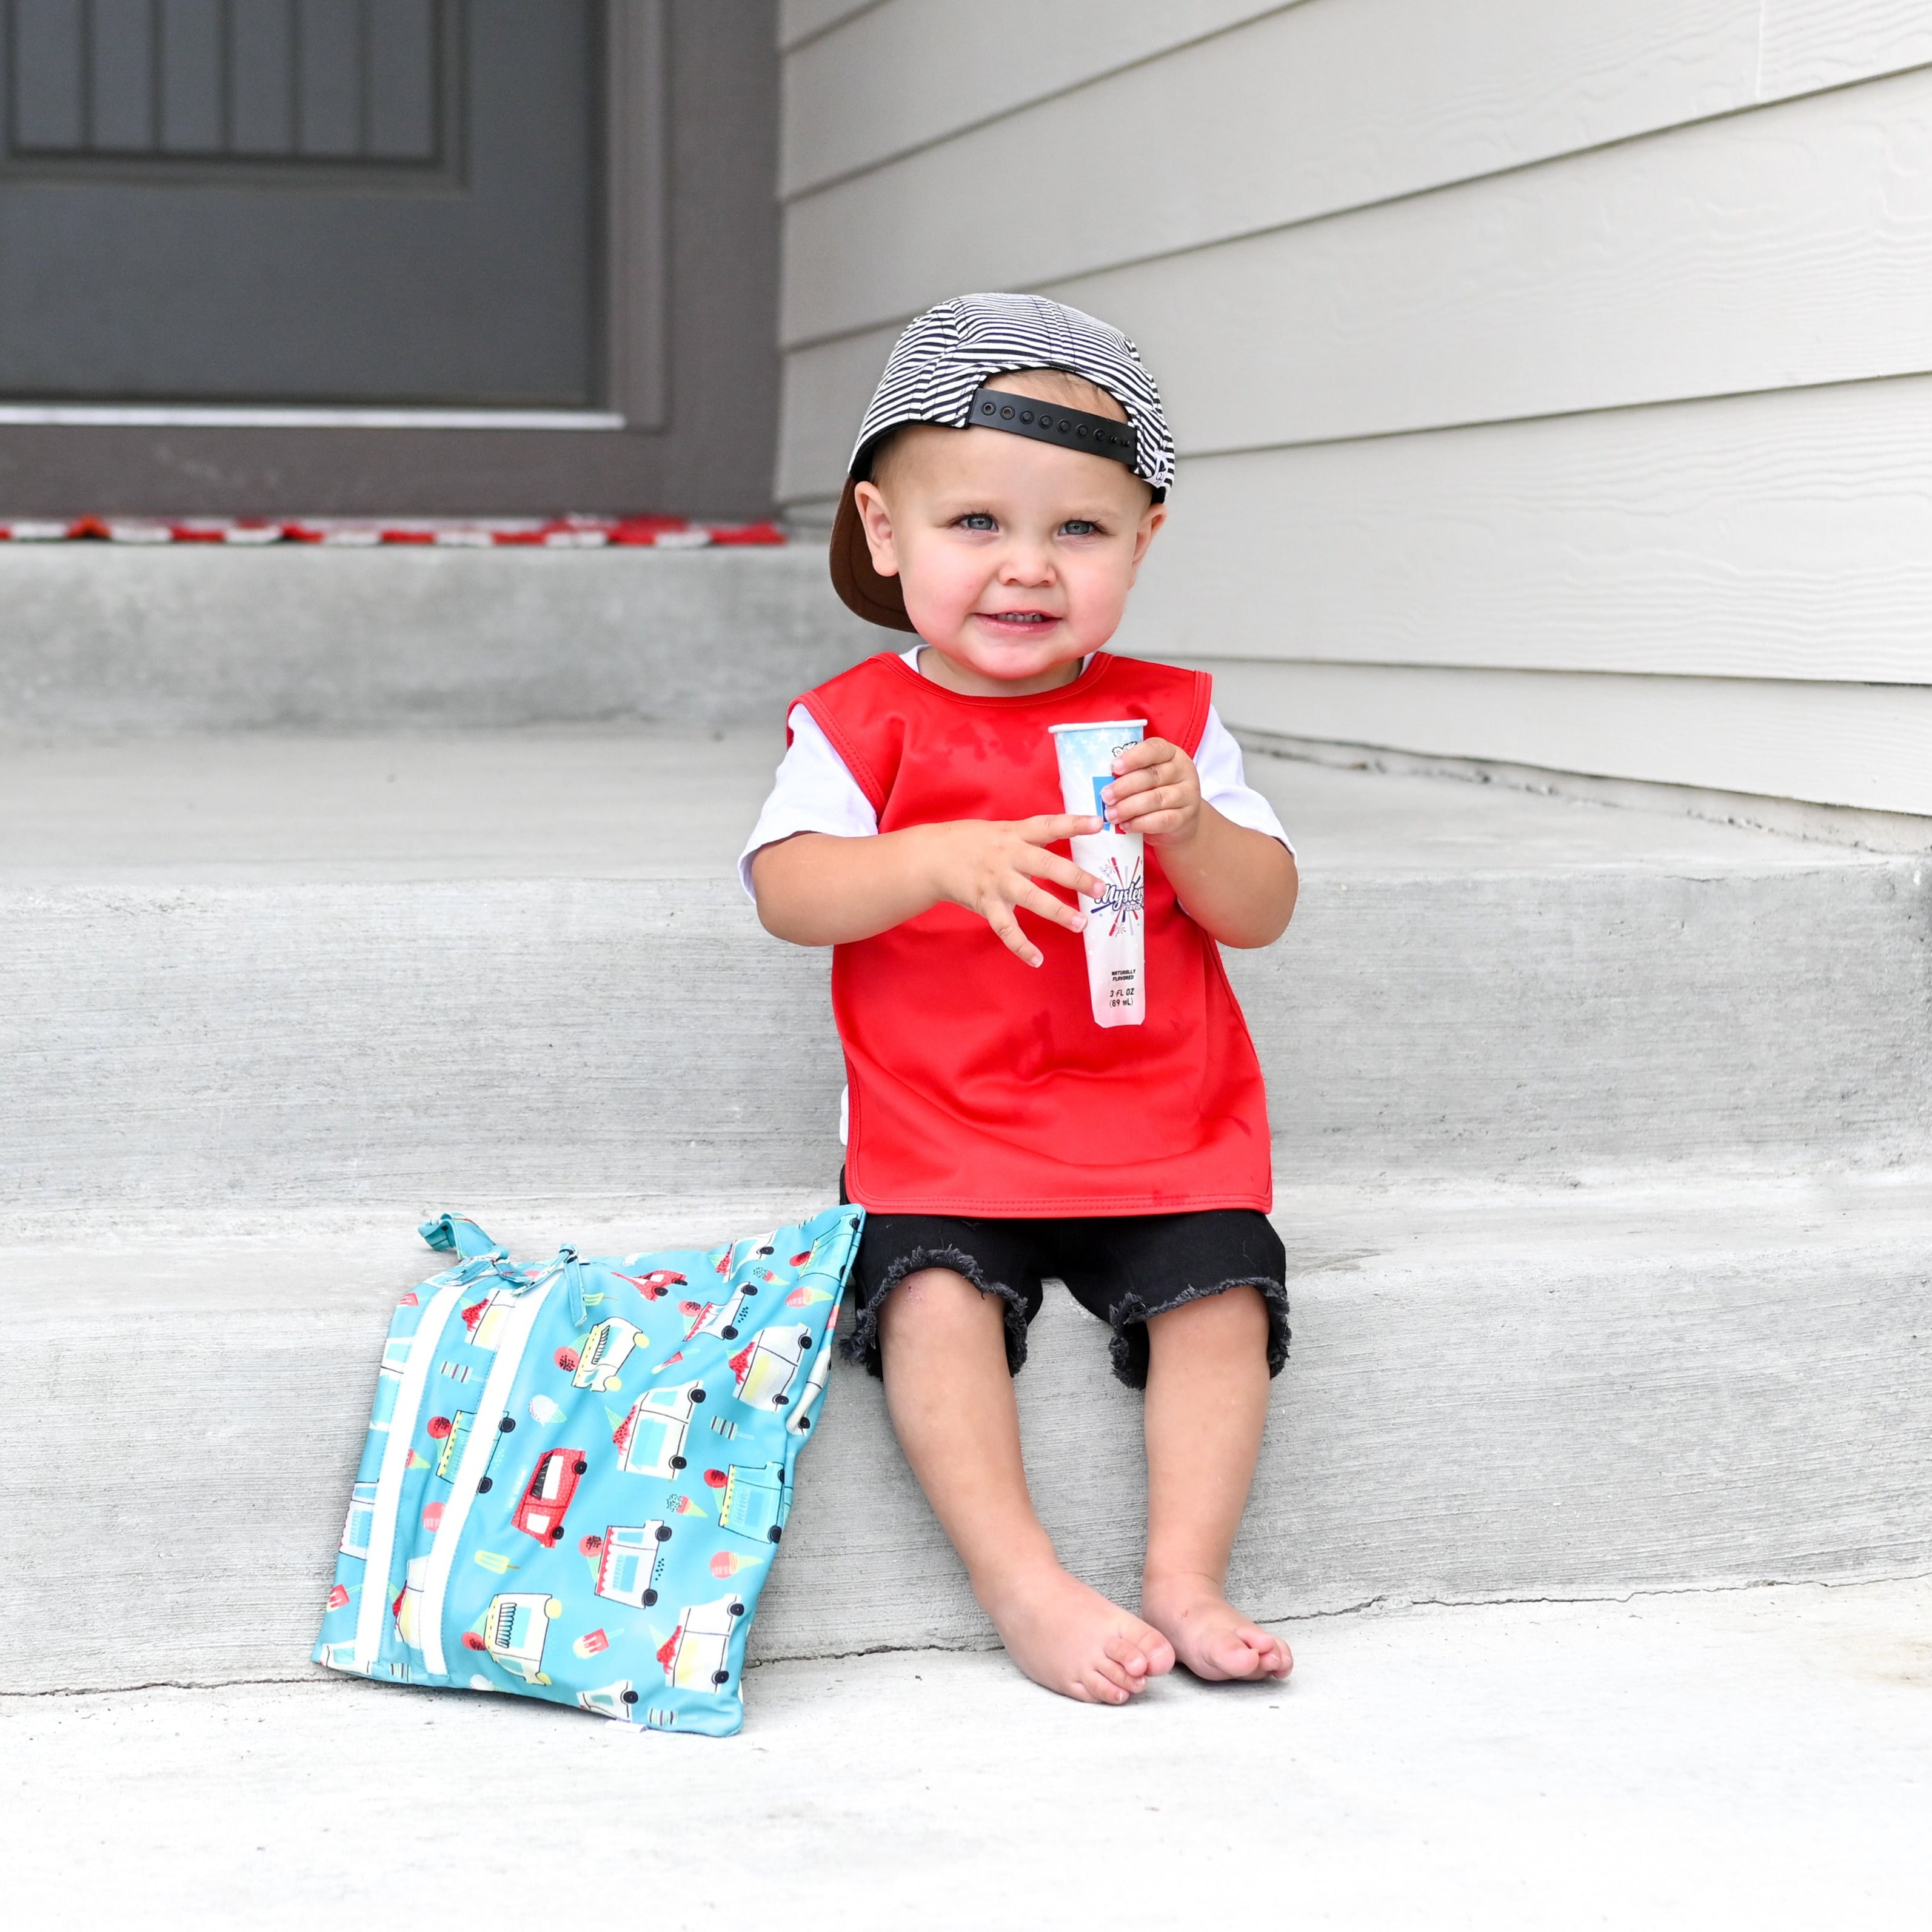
[1060,519,1101,536]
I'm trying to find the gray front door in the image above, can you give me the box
[0,0,597,406]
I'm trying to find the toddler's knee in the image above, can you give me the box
[1151,1282,1270,1347]
[878,1265,997,1339]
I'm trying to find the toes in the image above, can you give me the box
[1082,1670,1130,1705]
[1235,1624,1292,1678]
[1103,1632,1151,1679]
[1093,1654,1135,1696]
[1141,1629,1177,1676]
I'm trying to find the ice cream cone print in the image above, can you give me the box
[407,1449,432,1472]
[786,1285,832,1308]
[529,1394,563,1426]
[709,1549,761,1580]
[422,1502,443,1533]
[666,1492,708,1519]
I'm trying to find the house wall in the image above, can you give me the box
[775,0,1932,815]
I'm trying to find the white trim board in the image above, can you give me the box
[0,406,627,431]
[1186,658,1932,817]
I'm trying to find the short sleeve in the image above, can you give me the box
[1195,707,1294,855]
[738,706,880,900]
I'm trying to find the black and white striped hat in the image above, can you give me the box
[831,293,1173,632]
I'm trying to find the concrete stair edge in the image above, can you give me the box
[7,1177,1930,1696]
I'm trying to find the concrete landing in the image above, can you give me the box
[2,732,1922,1211]
[5,1578,1928,1930]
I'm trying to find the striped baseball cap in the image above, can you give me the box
[830,293,1174,631]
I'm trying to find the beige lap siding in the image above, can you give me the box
[777,0,1932,814]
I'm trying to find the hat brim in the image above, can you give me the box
[829,475,917,632]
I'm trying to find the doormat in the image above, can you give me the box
[0,515,786,547]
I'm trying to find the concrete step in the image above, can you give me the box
[0,543,872,731]
[7,1177,1929,1696]
[6,1579,1929,1930]
[2,732,1924,1212]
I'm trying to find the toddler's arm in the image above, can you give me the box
[1103,739,1297,948]
[752,815,1107,969]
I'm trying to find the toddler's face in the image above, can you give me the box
[853,375,1164,688]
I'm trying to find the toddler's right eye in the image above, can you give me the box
[956,512,998,532]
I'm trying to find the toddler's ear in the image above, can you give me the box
[1129,500,1167,577]
[852,481,901,580]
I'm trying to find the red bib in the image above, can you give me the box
[797,650,1272,1217]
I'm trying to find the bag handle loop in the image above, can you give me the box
[418,1214,503,1261]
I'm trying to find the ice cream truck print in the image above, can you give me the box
[369,1336,412,1431]
[570,1315,644,1391]
[339,1480,379,1558]
[513,1447,589,1545]
[730,1325,814,1409]
[718,1462,790,1545]
[786,1321,835,1437]
[681,1283,758,1343]
[459,1286,518,1352]
[479,1592,563,1685]
[595,1521,674,1607]
[431,1408,517,1492]
[391,1556,431,1651]
[579,1679,640,1719]
[614,1379,707,1478]
[657,1594,746,1690]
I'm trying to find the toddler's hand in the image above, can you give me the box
[1101,738,1202,844]
[923,815,1106,969]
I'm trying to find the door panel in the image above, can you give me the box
[0,0,597,404]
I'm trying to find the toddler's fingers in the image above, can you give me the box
[1017,812,1104,844]
[986,910,1043,969]
[1025,847,1106,898]
[1015,880,1086,934]
[1112,737,1176,772]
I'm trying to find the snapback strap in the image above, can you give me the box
[968,387,1140,470]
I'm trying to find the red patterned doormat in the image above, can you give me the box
[0,514,786,547]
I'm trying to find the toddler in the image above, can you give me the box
[743,295,1298,1704]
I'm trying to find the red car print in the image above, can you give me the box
[513,1447,589,1545]
[615,1269,686,1300]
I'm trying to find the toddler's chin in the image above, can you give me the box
[936,625,1091,684]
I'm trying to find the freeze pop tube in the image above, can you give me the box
[1047,719,1148,1028]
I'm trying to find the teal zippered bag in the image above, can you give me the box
[315,1205,862,1736]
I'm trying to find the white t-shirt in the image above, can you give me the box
[738,647,1291,898]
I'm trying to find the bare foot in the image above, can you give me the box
[1141,1571,1293,1682]
[976,1560,1177,1705]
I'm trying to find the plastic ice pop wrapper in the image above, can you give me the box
[1047,719,1148,1028]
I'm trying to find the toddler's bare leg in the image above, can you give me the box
[1139,1286,1294,1680]
[879,1266,1175,1704]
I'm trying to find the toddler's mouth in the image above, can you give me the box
[976,609,1060,631]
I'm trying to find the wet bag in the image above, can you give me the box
[315,1204,863,1736]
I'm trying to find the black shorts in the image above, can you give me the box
[837,1188,1289,1391]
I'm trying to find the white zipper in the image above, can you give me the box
[352,1272,471,1672]
[417,1271,558,1679]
